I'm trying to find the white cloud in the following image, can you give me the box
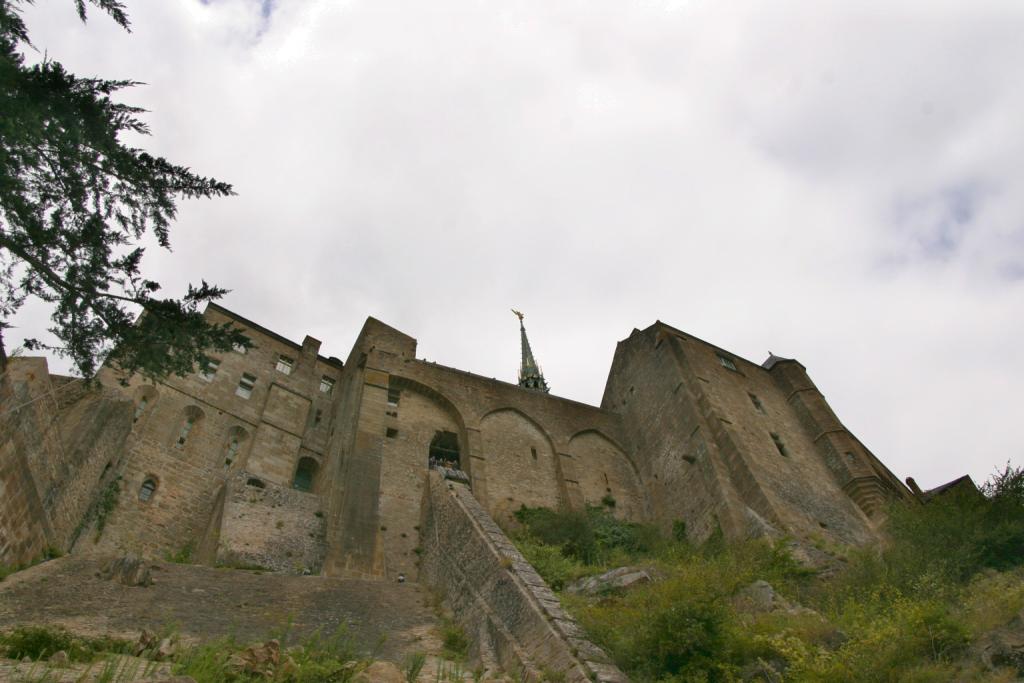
[11,0,1024,489]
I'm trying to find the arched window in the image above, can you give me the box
[175,406,204,448]
[223,426,248,469]
[292,457,319,493]
[139,477,157,502]
[428,431,460,470]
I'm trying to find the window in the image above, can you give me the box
[717,354,738,371]
[314,409,323,427]
[224,438,241,468]
[139,478,157,502]
[292,457,319,492]
[530,447,538,460]
[199,359,220,382]
[176,416,196,446]
[770,432,789,457]
[319,376,335,394]
[387,387,401,407]
[233,342,247,355]
[236,373,257,399]
[275,355,294,375]
[386,427,399,439]
[748,393,765,414]
[133,397,148,423]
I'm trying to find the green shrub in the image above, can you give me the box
[172,625,363,683]
[512,505,662,566]
[0,626,131,663]
[165,541,195,565]
[440,618,469,661]
[515,538,589,591]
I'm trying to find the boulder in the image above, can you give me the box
[733,580,818,617]
[976,610,1024,673]
[566,567,651,595]
[48,650,69,666]
[98,554,153,587]
[227,639,281,677]
[355,660,405,683]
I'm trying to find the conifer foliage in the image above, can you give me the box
[0,0,248,379]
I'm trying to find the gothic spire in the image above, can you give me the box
[511,309,549,393]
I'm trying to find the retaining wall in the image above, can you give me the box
[419,471,627,683]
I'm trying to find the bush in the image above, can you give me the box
[512,505,662,566]
[0,626,130,663]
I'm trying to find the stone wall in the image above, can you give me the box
[602,323,909,546]
[215,472,326,573]
[325,317,644,578]
[0,359,131,566]
[90,304,342,561]
[419,472,626,683]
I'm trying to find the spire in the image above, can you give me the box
[511,309,549,393]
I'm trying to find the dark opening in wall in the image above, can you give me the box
[246,477,266,489]
[139,478,157,502]
[770,432,789,457]
[429,430,460,469]
[386,427,399,439]
[293,457,319,493]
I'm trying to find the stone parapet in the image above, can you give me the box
[420,471,627,683]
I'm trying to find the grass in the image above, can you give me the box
[0,625,132,663]
[509,464,1024,682]
[0,623,369,683]
[439,617,469,662]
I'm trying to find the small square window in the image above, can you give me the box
[199,359,220,382]
[319,376,335,394]
[236,373,257,399]
[717,355,738,371]
[387,387,401,407]
[275,355,294,375]
[386,427,398,439]
[748,393,765,414]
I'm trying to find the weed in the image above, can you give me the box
[439,618,469,661]
[404,651,427,682]
[0,625,131,663]
[164,541,195,565]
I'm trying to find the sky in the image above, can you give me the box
[10,0,1024,489]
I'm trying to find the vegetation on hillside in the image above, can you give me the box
[0,623,369,682]
[510,464,1024,682]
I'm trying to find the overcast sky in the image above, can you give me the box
[12,0,1024,489]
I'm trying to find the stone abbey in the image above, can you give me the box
[2,304,927,577]
[2,304,973,681]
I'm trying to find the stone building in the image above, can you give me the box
[2,303,925,577]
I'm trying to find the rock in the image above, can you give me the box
[976,610,1024,673]
[48,650,69,665]
[566,567,652,595]
[355,660,406,683]
[99,554,153,587]
[733,580,818,618]
[134,629,158,656]
[227,639,281,676]
[156,637,177,661]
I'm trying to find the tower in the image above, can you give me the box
[512,309,549,393]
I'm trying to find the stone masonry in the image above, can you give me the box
[0,303,968,679]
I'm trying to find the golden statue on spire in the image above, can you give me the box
[511,309,524,323]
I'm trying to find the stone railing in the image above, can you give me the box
[419,471,627,683]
